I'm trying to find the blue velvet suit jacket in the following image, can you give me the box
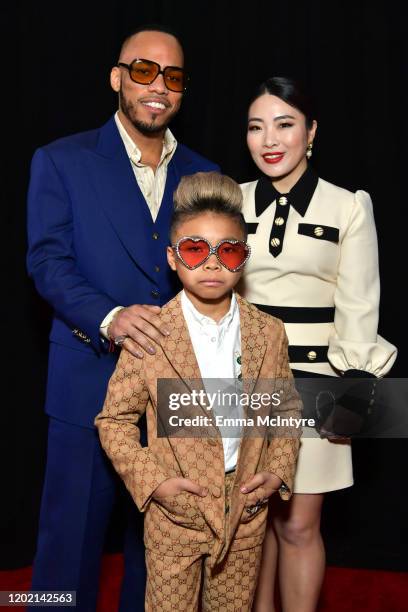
[27,116,218,427]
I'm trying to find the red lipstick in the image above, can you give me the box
[262,152,285,164]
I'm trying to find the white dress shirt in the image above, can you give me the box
[181,290,242,472]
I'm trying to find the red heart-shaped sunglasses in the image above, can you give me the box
[172,236,251,272]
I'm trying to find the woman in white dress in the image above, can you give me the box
[238,77,397,612]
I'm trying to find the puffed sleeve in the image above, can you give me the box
[328,190,397,377]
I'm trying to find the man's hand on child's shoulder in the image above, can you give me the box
[107,304,171,358]
[240,472,283,510]
[152,477,208,500]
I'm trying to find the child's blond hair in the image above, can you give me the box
[170,172,246,240]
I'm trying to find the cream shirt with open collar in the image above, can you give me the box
[114,111,177,221]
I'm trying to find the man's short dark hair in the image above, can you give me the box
[118,23,183,60]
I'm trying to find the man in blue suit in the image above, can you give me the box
[27,24,218,611]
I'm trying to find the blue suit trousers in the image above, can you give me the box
[30,418,146,611]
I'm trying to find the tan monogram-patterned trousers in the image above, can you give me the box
[145,471,263,611]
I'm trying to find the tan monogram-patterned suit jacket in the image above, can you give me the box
[95,292,301,567]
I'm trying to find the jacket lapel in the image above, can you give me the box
[237,294,268,388]
[234,296,268,479]
[160,293,202,381]
[89,117,157,278]
[157,293,272,551]
[223,296,269,552]
[159,293,269,444]
[158,294,226,537]
[159,294,222,431]
[89,118,204,281]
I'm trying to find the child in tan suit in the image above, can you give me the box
[95,172,301,611]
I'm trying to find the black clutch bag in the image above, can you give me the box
[293,370,378,438]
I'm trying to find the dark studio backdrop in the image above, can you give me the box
[4,0,407,572]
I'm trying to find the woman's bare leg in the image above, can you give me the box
[274,493,325,612]
[252,509,279,612]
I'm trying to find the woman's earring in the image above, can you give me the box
[306,143,313,159]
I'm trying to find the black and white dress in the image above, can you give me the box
[239,167,397,493]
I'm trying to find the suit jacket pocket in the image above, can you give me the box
[154,492,206,530]
[298,223,339,244]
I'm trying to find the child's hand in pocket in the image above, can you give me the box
[152,477,208,500]
[240,472,282,510]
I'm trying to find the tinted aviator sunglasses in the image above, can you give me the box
[172,237,251,272]
[117,58,188,92]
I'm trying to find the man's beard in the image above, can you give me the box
[119,89,174,135]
